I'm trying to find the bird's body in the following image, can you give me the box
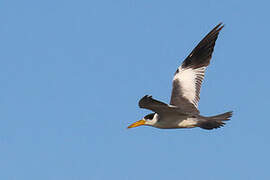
[143,110,232,129]
[146,113,197,129]
[128,23,233,130]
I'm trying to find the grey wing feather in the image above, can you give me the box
[170,23,224,113]
[139,95,189,115]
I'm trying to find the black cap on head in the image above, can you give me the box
[144,113,155,120]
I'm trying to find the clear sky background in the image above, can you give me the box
[1,0,270,179]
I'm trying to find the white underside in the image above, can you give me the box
[177,118,198,128]
[146,114,198,129]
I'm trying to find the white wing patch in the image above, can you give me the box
[173,66,206,108]
[178,117,198,128]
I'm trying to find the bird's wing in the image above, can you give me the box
[170,23,224,112]
[139,95,190,115]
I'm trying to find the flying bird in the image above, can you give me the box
[128,23,232,130]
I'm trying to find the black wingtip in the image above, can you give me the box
[216,22,225,32]
[142,95,152,99]
[209,22,225,37]
[139,95,152,108]
[181,22,225,69]
[138,95,168,109]
[215,22,224,29]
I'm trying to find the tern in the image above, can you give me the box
[128,23,232,130]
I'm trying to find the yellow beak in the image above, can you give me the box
[127,119,146,129]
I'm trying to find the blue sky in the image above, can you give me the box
[1,0,270,179]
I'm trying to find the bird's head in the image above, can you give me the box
[127,113,157,129]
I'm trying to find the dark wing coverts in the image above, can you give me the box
[139,95,188,115]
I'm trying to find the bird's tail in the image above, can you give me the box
[198,111,233,130]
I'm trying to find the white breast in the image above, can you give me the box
[151,115,198,129]
[177,117,198,128]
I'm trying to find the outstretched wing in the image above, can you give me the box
[170,23,224,112]
[139,95,193,115]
